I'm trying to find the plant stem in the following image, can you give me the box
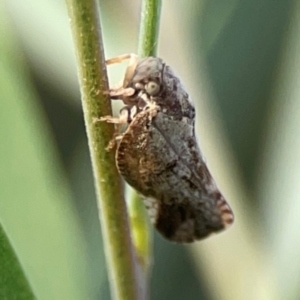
[128,0,163,275]
[128,189,152,274]
[65,1,142,299]
[138,0,162,57]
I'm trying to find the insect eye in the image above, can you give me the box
[145,81,160,96]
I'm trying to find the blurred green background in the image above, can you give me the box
[1,0,300,299]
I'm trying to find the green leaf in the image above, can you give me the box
[0,223,36,300]
[0,5,91,300]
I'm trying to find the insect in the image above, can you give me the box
[101,54,234,243]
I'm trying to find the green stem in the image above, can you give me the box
[138,0,162,57]
[128,0,162,275]
[128,189,152,274]
[65,1,142,299]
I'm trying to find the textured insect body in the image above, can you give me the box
[103,54,234,243]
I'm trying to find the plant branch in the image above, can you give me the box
[138,0,162,57]
[128,0,163,275]
[65,1,142,299]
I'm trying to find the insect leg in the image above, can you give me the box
[106,53,139,88]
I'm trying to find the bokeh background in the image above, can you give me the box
[1,0,300,299]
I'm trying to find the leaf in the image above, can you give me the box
[0,223,36,300]
[0,5,91,300]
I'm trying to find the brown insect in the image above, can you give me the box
[101,54,234,243]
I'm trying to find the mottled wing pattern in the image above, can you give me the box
[117,106,233,243]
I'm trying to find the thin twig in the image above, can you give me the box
[128,0,162,275]
[138,0,162,57]
[65,0,142,299]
